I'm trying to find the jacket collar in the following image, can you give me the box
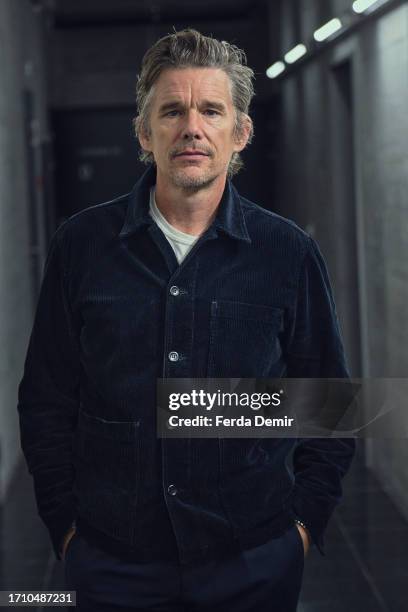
[119,165,251,243]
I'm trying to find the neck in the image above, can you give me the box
[154,171,227,236]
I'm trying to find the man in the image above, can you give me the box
[17,29,355,611]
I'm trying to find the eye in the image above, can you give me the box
[204,109,220,116]
[165,109,182,117]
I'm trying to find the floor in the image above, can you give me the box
[1,441,407,611]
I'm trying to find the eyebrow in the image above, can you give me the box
[158,100,227,114]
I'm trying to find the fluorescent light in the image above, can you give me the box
[313,18,343,42]
[284,44,307,64]
[352,0,389,14]
[266,61,286,79]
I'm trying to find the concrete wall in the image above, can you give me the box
[355,4,408,513]
[276,0,408,515]
[0,0,49,501]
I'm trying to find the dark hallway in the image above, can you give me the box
[1,0,407,610]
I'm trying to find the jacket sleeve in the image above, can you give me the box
[17,223,79,561]
[286,235,356,556]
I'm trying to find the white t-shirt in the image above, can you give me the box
[148,186,200,264]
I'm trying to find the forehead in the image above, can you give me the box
[151,67,233,106]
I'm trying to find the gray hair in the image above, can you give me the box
[133,28,255,177]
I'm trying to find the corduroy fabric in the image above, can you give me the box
[17,165,355,565]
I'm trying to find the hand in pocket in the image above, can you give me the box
[61,527,77,561]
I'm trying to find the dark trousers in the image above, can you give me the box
[64,524,305,611]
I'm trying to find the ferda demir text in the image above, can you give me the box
[168,414,295,428]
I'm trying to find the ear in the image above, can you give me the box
[134,116,152,153]
[233,114,253,153]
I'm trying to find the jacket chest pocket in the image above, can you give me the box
[207,300,284,377]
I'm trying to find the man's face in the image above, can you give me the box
[138,67,250,190]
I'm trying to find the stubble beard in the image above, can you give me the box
[168,157,226,193]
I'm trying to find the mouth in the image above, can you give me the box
[174,150,209,158]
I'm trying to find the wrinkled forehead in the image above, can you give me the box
[150,67,234,109]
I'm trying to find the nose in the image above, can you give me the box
[181,109,203,140]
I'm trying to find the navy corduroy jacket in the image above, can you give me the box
[17,165,355,565]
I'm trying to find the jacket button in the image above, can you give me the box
[168,351,179,362]
[170,285,180,296]
[167,484,178,496]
